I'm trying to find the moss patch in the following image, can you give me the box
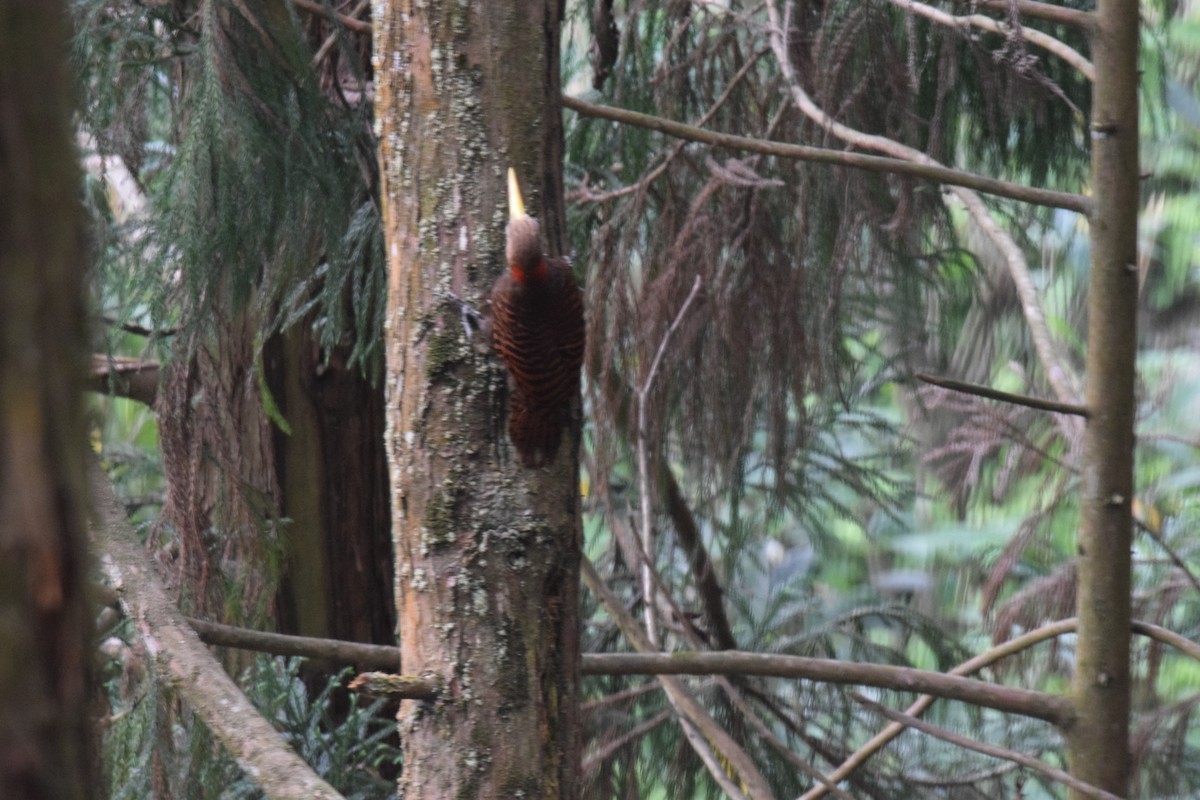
[425,325,466,382]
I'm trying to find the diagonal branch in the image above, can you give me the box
[1135,519,1200,598]
[582,557,776,800]
[582,709,673,773]
[584,652,1072,724]
[663,465,738,650]
[636,275,703,647]
[851,694,1122,800]
[563,96,1092,215]
[800,617,1077,799]
[916,372,1089,417]
[89,460,344,800]
[290,0,371,33]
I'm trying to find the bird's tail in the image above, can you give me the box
[507,394,566,467]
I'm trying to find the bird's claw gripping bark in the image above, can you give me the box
[439,291,485,339]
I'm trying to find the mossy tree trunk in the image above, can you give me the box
[0,2,92,797]
[1068,0,1139,795]
[375,1,581,798]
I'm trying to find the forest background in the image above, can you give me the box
[2,0,1199,798]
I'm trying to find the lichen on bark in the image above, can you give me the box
[375,1,581,798]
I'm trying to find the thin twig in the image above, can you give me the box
[102,315,178,338]
[311,0,369,66]
[916,372,1090,417]
[291,0,371,33]
[850,693,1123,800]
[569,48,769,206]
[640,275,703,411]
[582,709,672,773]
[562,96,1092,215]
[581,681,663,715]
[635,275,703,647]
[1135,519,1200,597]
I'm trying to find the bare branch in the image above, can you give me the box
[86,355,160,406]
[562,96,1092,215]
[89,460,344,800]
[663,468,738,650]
[150,613,1200,699]
[584,652,1072,725]
[174,618,1185,686]
[187,616,399,671]
[916,372,1089,417]
[582,557,776,800]
[891,0,1094,80]
[968,0,1093,29]
[1133,619,1200,663]
[851,693,1122,800]
[801,617,1077,799]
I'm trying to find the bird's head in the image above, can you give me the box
[506,168,547,284]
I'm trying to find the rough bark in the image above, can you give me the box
[1067,1,1139,796]
[375,2,581,798]
[0,3,92,796]
[156,315,282,626]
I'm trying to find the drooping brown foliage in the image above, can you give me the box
[573,0,1089,496]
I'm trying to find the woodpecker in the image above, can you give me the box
[490,168,585,467]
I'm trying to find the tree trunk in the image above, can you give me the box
[272,328,395,648]
[375,2,581,798]
[1068,0,1139,795]
[0,2,93,796]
